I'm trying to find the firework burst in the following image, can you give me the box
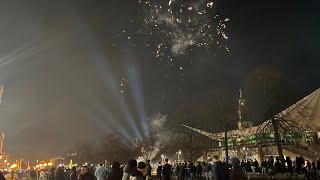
[136,0,230,60]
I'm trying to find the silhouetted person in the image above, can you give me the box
[178,163,186,180]
[157,162,162,180]
[130,162,146,180]
[146,160,152,180]
[107,161,123,180]
[286,156,292,172]
[274,159,281,174]
[196,162,202,179]
[30,168,37,180]
[78,166,95,180]
[95,163,106,180]
[49,168,55,180]
[55,167,65,180]
[69,167,77,180]
[307,160,311,172]
[253,159,259,173]
[162,159,171,180]
[240,160,245,168]
[190,162,196,180]
[122,159,137,180]
[230,157,244,180]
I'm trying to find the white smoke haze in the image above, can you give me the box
[150,113,167,130]
[144,113,168,160]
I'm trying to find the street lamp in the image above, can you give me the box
[161,154,165,163]
[176,150,182,162]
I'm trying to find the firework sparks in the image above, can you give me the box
[135,0,229,59]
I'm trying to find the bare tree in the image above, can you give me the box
[206,89,237,162]
[245,68,304,169]
[94,133,138,164]
[167,104,213,161]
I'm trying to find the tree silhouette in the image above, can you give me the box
[244,68,303,170]
[205,88,237,162]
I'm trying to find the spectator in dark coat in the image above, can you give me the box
[130,162,146,180]
[145,160,152,180]
[70,167,77,180]
[274,159,281,174]
[286,156,292,172]
[178,163,186,180]
[162,159,172,180]
[214,161,230,180]
[107,161,123,180]
[49,168,56,180]
[189,162,196,180]
[157,162,162,180]
[253,159,259,173]
[78,166,95,180]
[55,167,65,180]
[196,162,202,179]
[122,159,137,180]
[231,157,245,180]
[30,168,37,180]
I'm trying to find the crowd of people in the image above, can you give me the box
[2,155,320,180]
[240,155,320,178]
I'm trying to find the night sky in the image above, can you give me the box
[0,0,319,159]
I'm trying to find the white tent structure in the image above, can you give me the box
[278,88,320,131]
[184,88,320,140]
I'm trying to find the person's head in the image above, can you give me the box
[99,163,103,166]
[80,166,89,175]
[128,159,137,168]
[126,159,137,173]
[147,160,150,163]
[165,159,169,163]
[158,162,161,165]
[137,162,147,176]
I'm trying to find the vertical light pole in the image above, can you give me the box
[178,150,182,163]
[0,85,3,104]
[0,85,5,157]
[161,154,164,164]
